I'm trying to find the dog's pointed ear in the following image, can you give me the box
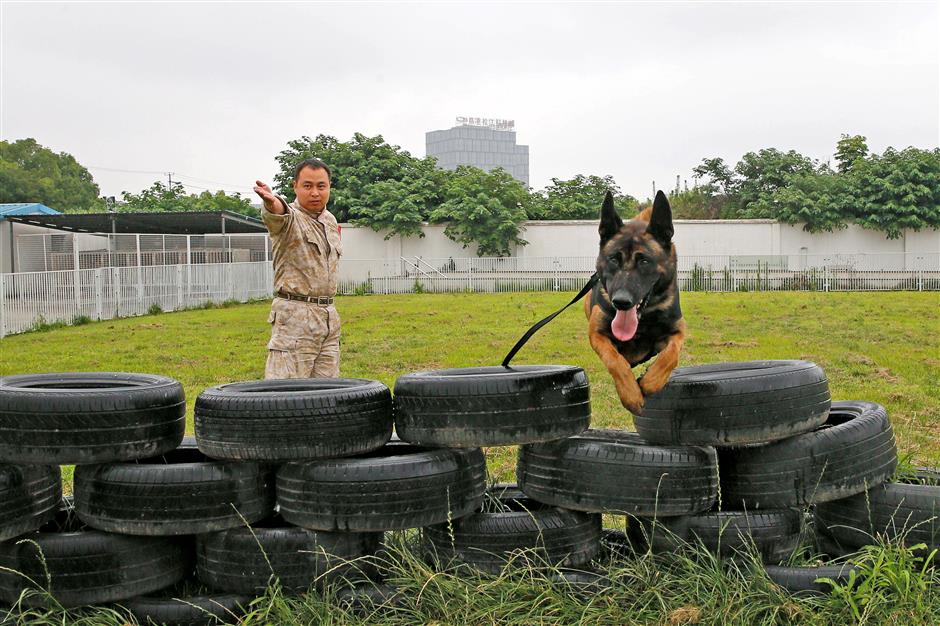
[599,190,623,245]
[648,190,674,247]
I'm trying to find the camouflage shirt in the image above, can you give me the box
[262,198,343,296]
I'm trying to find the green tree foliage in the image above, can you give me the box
[733,148,818,216]
[843,147,940,238]
[529,175,637,220]
[0,138,103,212]
[120,181,255,216]
[430,166,530,257]
[355,157,448,239]
[692,157,735,196]
[691,140,939,237]
[763,170,850,232]
[834,134,869,173]
[272,133,421,223]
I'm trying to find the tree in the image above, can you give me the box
[692,157,735,197]
[272,133,420,222]
[834,134,869,173]
[0,138,103,212]
[529,175,638,220]
[354,157,449,239]
[844,147,940,239]
[763,171,850,232]
[120,181,255,215]
[430,166,530,257]
[734,148,818,217]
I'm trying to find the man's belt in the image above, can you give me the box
[276,290,334,305]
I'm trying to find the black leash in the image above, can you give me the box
[501,273,599,368]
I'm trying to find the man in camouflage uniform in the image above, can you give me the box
[253,158,343,378]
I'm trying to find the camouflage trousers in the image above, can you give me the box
[264,298,340,379]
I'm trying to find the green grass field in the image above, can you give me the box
[1,291,938,625]
[3,291,938,465]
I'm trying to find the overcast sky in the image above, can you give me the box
[2,1,938,203]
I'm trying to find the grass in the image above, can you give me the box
[0,290,938,624]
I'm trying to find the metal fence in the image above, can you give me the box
[1,262,273,337]
[1,253,936,337]
[15,232,271,272]
[338,253,940,295]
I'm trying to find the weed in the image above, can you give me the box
[26,316,68,333]
[147,303,163,315]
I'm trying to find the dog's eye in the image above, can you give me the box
[636,256,651,267]
[607,253,620,265]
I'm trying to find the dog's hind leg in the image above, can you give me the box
[639,319,686,396]
[588,304,645,414]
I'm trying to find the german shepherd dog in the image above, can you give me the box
[584,190,685,414]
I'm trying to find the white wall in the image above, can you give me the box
[339,220,939,260]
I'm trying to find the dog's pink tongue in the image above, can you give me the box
[611,306,639,341]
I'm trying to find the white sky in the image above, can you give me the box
[2,0,938,202]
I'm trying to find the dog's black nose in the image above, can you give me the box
[611,291,634,310]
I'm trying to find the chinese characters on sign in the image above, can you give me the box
[456,116,515,131]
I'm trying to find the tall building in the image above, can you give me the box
[426,117,529,186]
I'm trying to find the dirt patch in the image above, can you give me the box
[875,367,899,383]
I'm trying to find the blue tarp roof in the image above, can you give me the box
[0,203,61,219]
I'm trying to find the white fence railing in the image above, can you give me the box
[1,254,937,337]
[338,253,940,295]
[1,262,273,337]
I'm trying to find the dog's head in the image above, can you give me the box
[596,190,674,341]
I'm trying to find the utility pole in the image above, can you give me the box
[651,180,656,198]
[167,172,175,188]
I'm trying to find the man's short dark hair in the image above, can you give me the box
[293,158,332,183]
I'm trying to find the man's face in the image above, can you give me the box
[293,166,331,213]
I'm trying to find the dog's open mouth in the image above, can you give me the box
[611,306,639,341]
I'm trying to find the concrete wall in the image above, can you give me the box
[339,220,940,260]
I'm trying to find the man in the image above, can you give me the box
[253,158,343,378]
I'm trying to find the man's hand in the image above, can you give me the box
[254,180,286,214]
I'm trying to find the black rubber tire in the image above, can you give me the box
[393,365,591,447]
[74,447,275,536]
[815,529,856,559]
[0,372,185,464]
[195,516,381,594]
[277,441,486,532]
[0,464,61,542]
[121,593,252,626]
[0,509,190,608]
[424,483,601,574]
[719,401,898,509]
[814,467,940,554]
[600,528,636,560]
[764,563,860,596]
[636,360,830,446]
[194,378,392,461]
[517,429,718,516]
[630,509,802,563]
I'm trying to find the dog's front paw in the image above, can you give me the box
[638,372,670,397]
[615,382,645,415]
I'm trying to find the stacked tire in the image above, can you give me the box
[0,360,927,613]
[0,373,198,612]
[393,365,600,574]
[628,361,913,596]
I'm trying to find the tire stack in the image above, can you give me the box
[630,361,911,595]
[393,366,599,575]
[195,377,488,611]
[0,361,929,613]
[0,373,199,613]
